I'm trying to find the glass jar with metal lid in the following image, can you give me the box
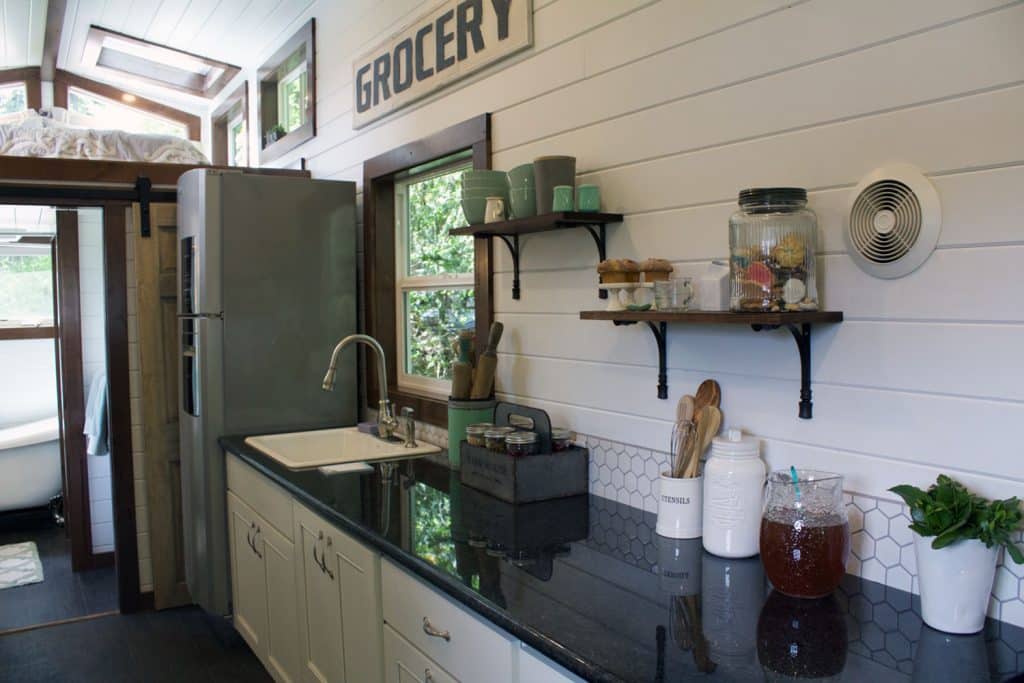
[550,428,574,452]
[729,187,818,313]
[505,431,539,457]
[484,426,517,452]
[465,423,493,447]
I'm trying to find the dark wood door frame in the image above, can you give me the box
[53,210,96,572]
[0,197,142,613]
[362,113,493,428]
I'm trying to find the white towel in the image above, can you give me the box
[84,373,109,456]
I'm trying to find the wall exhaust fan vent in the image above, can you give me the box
[845,164,940,278]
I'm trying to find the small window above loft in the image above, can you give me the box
[67,86,189,139]
[0,82,28,114]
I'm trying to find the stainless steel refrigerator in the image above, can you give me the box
[177,169,358,615]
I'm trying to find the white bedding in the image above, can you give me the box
[0,110,208,164]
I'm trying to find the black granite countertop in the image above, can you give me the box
[220,436,1024,682]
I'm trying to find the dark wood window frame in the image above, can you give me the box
[0,67,42,111]
[54,70,201,141]
[211,81,249,166]
[258,19,316,165]
[363,113,492,428]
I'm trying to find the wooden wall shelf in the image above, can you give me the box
[451,212,623,300]
[579,310,844,418]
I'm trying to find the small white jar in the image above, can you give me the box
[702,429,766,558]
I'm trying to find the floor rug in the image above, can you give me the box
[0,541,44,590]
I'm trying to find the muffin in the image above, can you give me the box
[641,258,674,282]
[597,258,641,284]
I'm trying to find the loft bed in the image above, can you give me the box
[0,111,308,226]
[1,109,206,166]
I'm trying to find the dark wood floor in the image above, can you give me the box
[0,606,272,682]
[0,517,117,631]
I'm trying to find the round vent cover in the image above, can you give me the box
[845,164,941,278]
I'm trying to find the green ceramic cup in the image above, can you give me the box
[447,398,496,469]
[576,184,601,212]
[509,187,536,218]
[552,185,574,212]
[507,163,535,190]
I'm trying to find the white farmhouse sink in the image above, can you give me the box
[245,427,440,470]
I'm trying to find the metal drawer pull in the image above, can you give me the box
[251,525,263,559]
[312,533,334,580]
[422,617,450,642]
[424,668,434,682]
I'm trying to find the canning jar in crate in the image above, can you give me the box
[729,188,818,312]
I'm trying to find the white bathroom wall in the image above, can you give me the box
[219,0,1024,505]
[0,339,56,429]
[77,208,115,554]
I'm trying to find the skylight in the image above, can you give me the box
[83,25,240,100]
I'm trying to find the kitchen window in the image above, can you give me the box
[277,61,307,134]
[0,82,28,114]
[394,159,475,396]
[67,86,190,139]
[228,111,247,166]
[363,114,492,427]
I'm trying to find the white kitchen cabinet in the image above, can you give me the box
[382,559,515,683]
[519,645,585,683]
[228,491,267,655]
[226,489,301,683]
[383,624,458,683]
[294,501,383,683]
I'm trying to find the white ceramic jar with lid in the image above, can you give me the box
[702,429,766,558]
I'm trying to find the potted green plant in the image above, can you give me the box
[890,476,1022,634]
[265,124,286,146]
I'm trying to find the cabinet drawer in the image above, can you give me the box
[382,560,514,683]
[383,625,457,683]
[227,453,293,541]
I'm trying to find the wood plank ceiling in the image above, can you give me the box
[55,0,313,111]
[0,0,48,68]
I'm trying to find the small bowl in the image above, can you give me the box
[461,197,488,225]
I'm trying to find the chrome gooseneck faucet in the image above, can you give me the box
[322,334,398,440]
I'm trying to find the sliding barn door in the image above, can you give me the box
[132,202,190,609]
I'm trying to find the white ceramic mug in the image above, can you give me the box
[484,196,506,223]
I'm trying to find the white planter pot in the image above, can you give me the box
[914,532,998,634]
[656,474,702,539]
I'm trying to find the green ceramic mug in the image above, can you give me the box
[576,184,601,212]
[552,185,574,212]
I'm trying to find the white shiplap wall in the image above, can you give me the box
[214,0,1024,506]
[77,208,115,554]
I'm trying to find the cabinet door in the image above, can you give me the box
[228,492,267,658]
[331,525,383,683]
[383,625,458,683]
[261,520,302,683]
[295,508,345,683]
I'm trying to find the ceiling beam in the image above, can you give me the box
[41,0,68,81]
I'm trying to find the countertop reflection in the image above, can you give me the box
[221,437,1024,682]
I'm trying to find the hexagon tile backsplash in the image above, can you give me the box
[415,423,1024,629]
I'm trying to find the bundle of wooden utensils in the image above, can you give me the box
[671,379,723,479]
[450,322,504,400]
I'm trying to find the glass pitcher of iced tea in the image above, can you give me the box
[759,470,850,598]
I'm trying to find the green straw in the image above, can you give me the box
[790,465,801,502]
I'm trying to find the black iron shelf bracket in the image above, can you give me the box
[580,223,608,299]
[496,234,521,300]
[752,322,814,419]
[614,319,668,399]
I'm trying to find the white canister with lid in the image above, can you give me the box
[702,429,766,558]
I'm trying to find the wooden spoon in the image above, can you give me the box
[684,406,721,478]
[700,406,723,454]
[694,380,721,417]
[676,394,695,423]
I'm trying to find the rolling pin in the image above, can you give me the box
[451,330,475,400]
[470,322,504,399]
